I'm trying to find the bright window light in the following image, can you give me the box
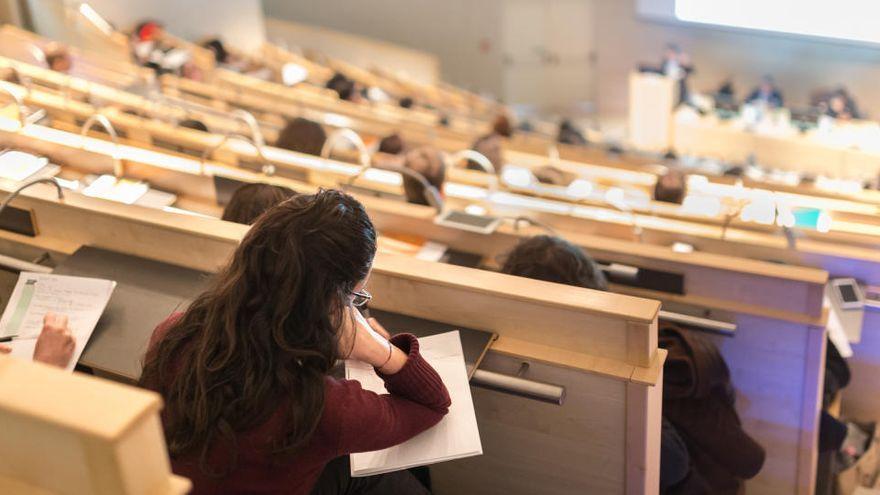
[676,0,880,45]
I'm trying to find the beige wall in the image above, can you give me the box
[26,0,266,52]
[263,0,506,99]
[265,17,440,85]
[595,0,880,119]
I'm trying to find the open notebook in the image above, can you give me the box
[0,273,116,371]
[345,331,482,477]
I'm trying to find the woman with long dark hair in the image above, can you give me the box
[140,189,450,494]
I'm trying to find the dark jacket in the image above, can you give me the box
[746,88,784,108]
[660,325,766,495]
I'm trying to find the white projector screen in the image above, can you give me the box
[674,0,880,45]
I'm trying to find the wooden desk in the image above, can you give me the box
[673,112,880,181]
[0,182,663,495]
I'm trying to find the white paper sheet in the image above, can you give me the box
[0,272,116,371]
[345,331,482,477]
[0,151,49,182]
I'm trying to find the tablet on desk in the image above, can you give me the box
[434,210,501,235]
[831,278,864,310]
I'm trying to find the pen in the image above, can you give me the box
[0,335,38,343]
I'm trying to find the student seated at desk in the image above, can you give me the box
[276,117,328,157]
[467,133,503,172]
[557,119,588,146]
[42,44,72,74]
[500,235,607,290]
[378,133,406,155]
[0,313,75,369]
[499,235,765,494]
[824,88,861,120]
[326,72,362,103]
[746,75,784,109]
[221,183,298,225]
[654,169,687,205]
[492,115,514,139]
[401,147,446,206]
[140,190,450,495]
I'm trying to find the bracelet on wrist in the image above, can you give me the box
[377,340,393,371]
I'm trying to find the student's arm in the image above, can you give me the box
[331,332,451,455]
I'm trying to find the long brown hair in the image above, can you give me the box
[140,189,377,475]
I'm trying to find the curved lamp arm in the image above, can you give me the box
[447,148,499,197]
[448,149,496,175]
[0,85,27,128]
[322,128,371,169]
[0,177,64,220]
[231,109,265,149]
[377,163,444,215]
[27,44,47,67]
[547,144,561,166]
[605,188,643,242]
[80,113,123,178]
[200,132,275,176]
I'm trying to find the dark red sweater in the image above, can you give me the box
[146,316,451,494]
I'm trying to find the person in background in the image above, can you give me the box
[500,235,608,291]
[401,147,446,206]
[661,43,694,105]
[326,72,361,102]
[714,78,737,110]
[0,313,76,369]
[492,114,514,139]
[140,190,449,494]
[557,119,588,146]
[654,169,687,205]
[468,132,504,172]
[201,38,230,65]
[221,183,298,225]
[746,75,784,108]
[825,88,860,120]
[43,45,72,73]
[498,236,761,493]
[130,20,195,78]
[378,133,406,155]
[275,117,327,156]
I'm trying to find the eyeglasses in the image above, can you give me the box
[350,289,372,308]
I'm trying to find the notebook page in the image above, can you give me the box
[346,330,482,477]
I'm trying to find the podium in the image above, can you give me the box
[0,356,189,494]
[628,71,679,153]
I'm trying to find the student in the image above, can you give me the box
[326,72,360,102]
[654,169,687,205]
[500,235,608,291]
[825,88,860,120]
[501,235,740,494]
[276,118,328,156]
[0,313,75,368]
[221,183,298,225]
[492,114,514,139]
[140,190,450,495]
[557,119,588,146]
[746,75,784,109]
[201,38,230,65]
[468,133,504,172]
[401,147,445,206]
[43,45,72,74]
[378,133,406,155]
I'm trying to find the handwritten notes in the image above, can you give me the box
[1,273,116,371]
